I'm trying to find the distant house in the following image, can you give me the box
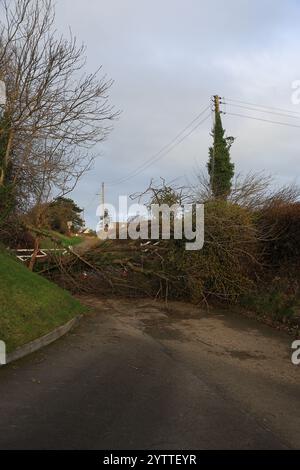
[78,227,95,236]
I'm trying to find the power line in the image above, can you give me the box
[107,104,211,186]
[223,102,300,121]
[109,112,211,186]
[224,97,300,116]
[224,111,300,129]
[108,104,210,186]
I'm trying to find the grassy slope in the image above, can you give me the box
[0,249,85,352]
[41,231,84,249]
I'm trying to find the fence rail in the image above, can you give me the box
[12,248,68,262]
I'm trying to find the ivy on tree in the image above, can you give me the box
[207,111,235,199]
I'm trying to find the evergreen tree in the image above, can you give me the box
[207,109,235,199]
[48,197,84,234]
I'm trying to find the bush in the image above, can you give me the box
[241,288,298,322]
[180,200,259,303]
[0,217,35,249]
[258,202,300,267]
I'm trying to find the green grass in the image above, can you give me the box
[40,231,84,249]
[0,249,85,353]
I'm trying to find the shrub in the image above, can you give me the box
[180,200,259,303]
[241,289,298,322]
[258,202,300,268]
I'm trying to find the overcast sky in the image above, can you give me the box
[56,0,300,228]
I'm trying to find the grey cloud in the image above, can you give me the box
[55,0,300,227]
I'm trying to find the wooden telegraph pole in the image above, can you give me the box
[211,95,220,193]
[101,182,105,219]
[214,95,220,116]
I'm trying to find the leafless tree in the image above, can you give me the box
[0,0,119,267]
[193,168,300,210]
[0,0,118,213]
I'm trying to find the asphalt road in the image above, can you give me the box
[0,297,299,450]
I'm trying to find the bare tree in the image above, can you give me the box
[193,168,300,210]
[0,0,119,268]
[0,0,118,214]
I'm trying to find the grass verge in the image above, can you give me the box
[40,231,84,249]
[0,248,85,353]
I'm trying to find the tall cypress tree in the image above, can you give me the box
[207,105,235,199]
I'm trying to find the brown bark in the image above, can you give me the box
[28,236,41,271]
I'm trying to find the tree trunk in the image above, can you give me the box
[29,236,41,272]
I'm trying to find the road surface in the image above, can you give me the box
[0,297,299,450]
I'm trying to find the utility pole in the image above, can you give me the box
[97,182,108,228]
[101,182,105,219]
[100,182,110,231]
[211,95,221,195]
[209,94,234,198]
[101,182,105,208]
[213,95,221,117]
